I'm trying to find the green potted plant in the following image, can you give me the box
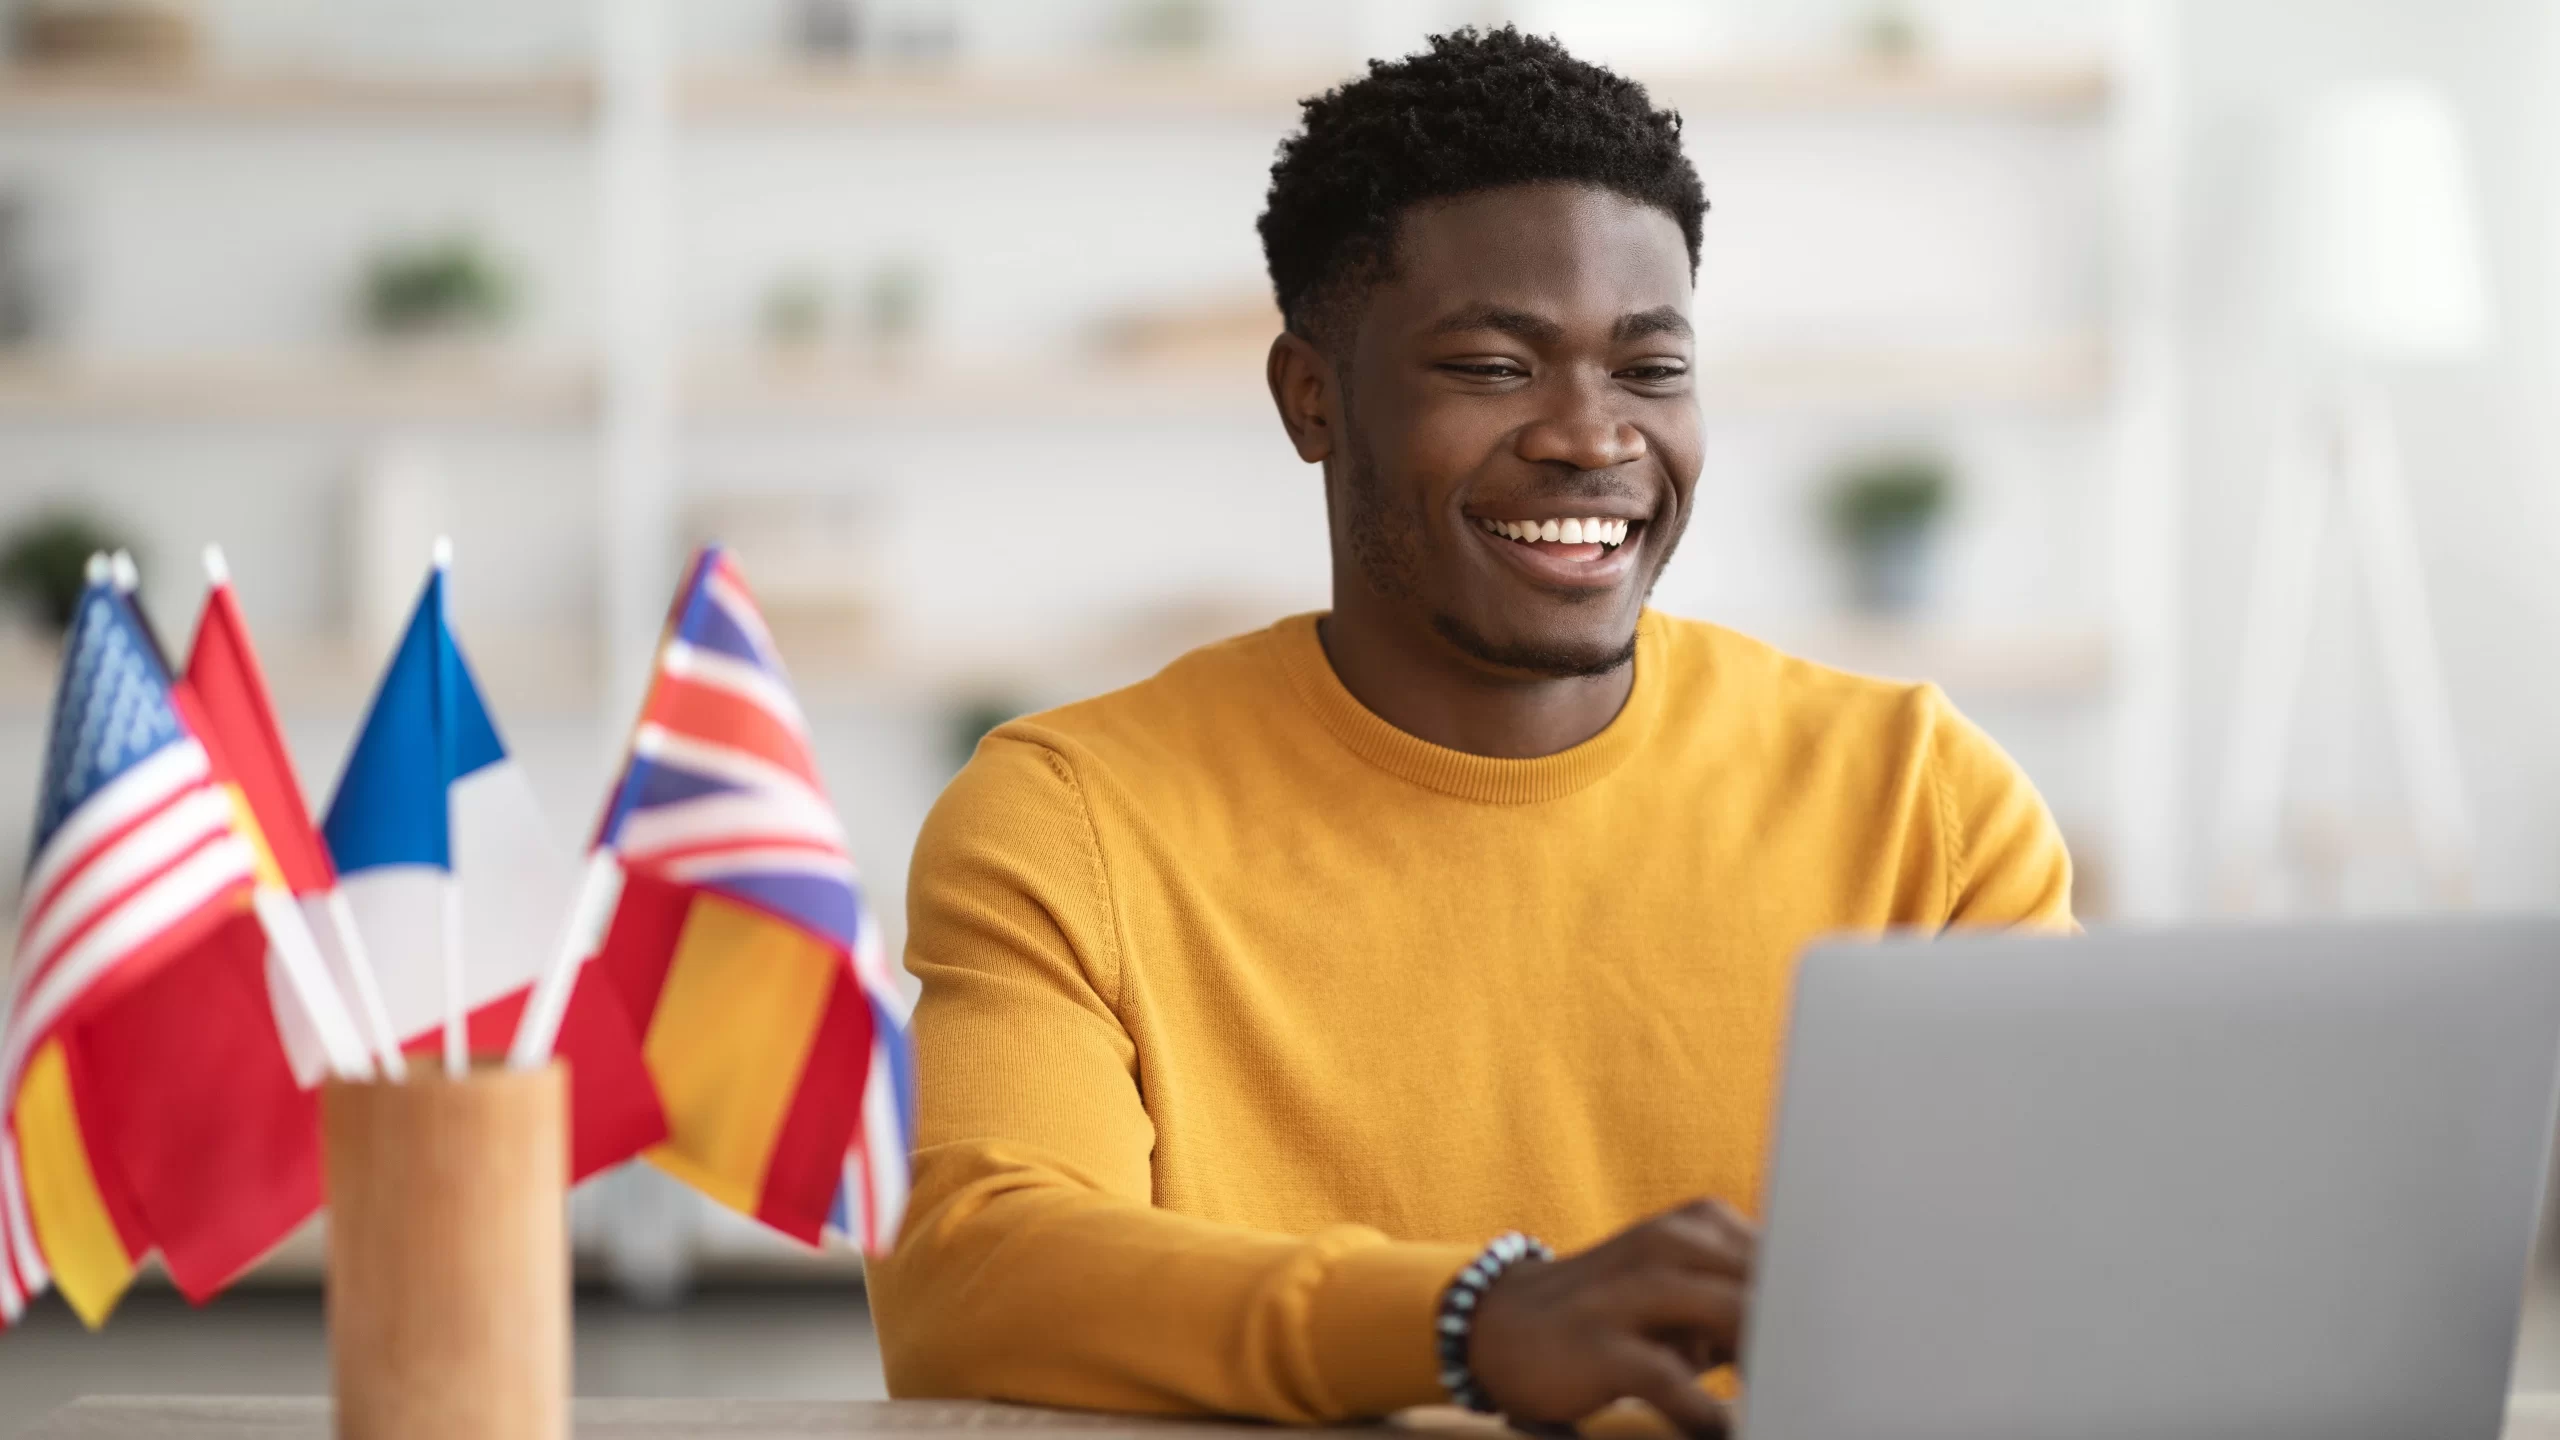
[1822,451,1952,614]
[359,234,516,341]
[0,510,132,637]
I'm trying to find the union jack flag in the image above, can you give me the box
[1,581,260,1324]
[587,548,914,1251]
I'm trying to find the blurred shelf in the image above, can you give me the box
[686,60,2109,121]
[688,354,1271,424]
[691,339,2104,424]
[1763,618,2113,700]
[0,352,593,425]
[1696,339,2105,412]
[0,64,590,118]
[0,60,2106,124]
[0,614,2112,725]
[1650,61,2109,115]
[0,621,1101,722]
[0,339,2100,428]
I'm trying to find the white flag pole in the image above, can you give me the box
[250,888,375,1081]
[441,876,466,1078]
[324,889,408,1081]
[508,850,626,1070]
[434,536,468,1079]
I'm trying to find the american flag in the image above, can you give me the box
[0,583,259,1323]
[599,548,915,1250]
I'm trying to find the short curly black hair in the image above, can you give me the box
[1258,27,1707,346]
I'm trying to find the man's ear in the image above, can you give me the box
[1266,329,1336,465]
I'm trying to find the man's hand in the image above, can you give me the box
[1465,1199,1756,1438]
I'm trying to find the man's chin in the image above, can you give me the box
[1430,611,1638,680]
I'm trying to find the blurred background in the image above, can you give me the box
[6,0,2560,1423]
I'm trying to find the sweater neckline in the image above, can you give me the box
[1269,611,1662,805]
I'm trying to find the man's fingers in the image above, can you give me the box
[1612,1271,1745,1356]
[1630,1205,1755,1278]
[1614,1346,1732,1440]
[1678,1197,1759,1247]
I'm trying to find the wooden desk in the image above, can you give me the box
[25,1395,2560,1439]
[19,1398,1394,1438]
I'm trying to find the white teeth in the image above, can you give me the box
[1479,516,1634,547]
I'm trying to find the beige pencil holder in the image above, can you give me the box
[322,1064,570,1440]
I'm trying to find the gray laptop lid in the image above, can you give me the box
[1742,917,2560,1440]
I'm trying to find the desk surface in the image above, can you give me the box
[26,1396,2560,1439]
[20,1398,1418,1439]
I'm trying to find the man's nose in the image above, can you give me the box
[1514,376,1648,472]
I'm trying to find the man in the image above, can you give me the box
[868,28,2071,1437]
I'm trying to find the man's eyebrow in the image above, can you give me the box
[1431,305,1566,345]
[1613,307,1692,342]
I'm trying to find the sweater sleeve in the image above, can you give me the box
[866,734,1477,1421]
[1921,687,2077,931]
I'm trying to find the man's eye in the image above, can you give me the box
[1619,364,1689,384]
[1443,362,1528,380]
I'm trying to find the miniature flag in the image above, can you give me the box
[176,552,381,1084]
[0,579,279,1326]
[528,547,913,1250]
[319,554,664,1178]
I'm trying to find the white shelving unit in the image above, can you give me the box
[0,39,2152,718]
[0,64,592,117]
[0,351,592,424]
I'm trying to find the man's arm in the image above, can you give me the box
[1920,686,2076,929]
[866,734,1477,1421]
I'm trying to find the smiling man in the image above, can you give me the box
[868,28,2071,1438]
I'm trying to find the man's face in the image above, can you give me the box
[1332,182,1700,678]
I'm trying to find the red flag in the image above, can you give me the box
[182,577,334,893]
[183,562,400,1081]
[62,910,320,1299]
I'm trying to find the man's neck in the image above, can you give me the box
[1315,601,1636,760]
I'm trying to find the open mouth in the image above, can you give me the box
[1474,514,1634,561]
[1467,512,1643,590]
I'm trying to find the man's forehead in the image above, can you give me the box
[1377,183,1693,329]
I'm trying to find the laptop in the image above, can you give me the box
[1742,917,2560,1440]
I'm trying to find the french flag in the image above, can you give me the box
[319,550,664,1179]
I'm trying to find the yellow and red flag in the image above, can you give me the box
[179,551,395,1082]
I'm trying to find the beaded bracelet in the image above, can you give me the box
[1435,1230,1556,1414]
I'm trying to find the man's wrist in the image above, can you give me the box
[1436,1231,1555,1413]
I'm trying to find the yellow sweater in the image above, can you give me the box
[869,611,2072,1421]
